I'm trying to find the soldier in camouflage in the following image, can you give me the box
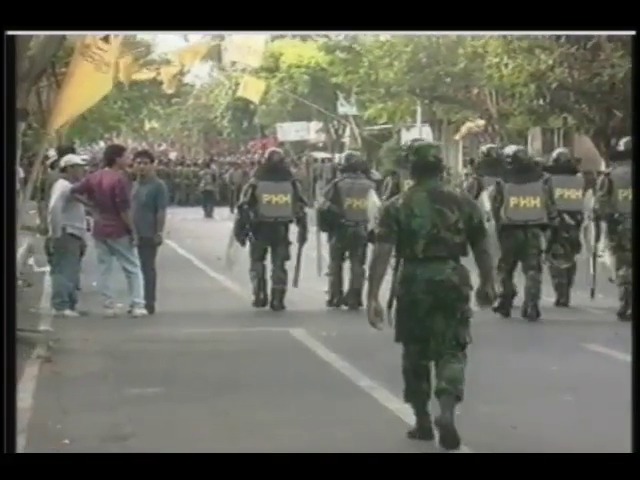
[234,148,308,311]
[199,161,218,218]
[543,148,585,307]
[594,137,632,321]
[317,151,377,310]
[491,145,559,321]
[366,140,496,451]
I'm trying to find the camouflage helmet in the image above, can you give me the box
[479,143,499,160]
[341,150,362,166]
[405,140,443,167]
[550,147,572,165]
[617,136,632,152]
[502,145,529,165]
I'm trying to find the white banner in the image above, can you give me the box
[276,122,311,142]
[337,92,358,116]
[222,35,269,68]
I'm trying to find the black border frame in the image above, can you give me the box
[3,24,638,457]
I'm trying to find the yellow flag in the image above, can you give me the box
[236,75,267,104]
[170,41,212,71]
[159,64,182,94]
[117,54,139,86]
[47,35,123,133]
[223,35,268,68]
[131,66,160,82]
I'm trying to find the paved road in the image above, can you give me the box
[21,206,631,453]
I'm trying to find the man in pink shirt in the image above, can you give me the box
[71,144,147,317]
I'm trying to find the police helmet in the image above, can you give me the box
[341,150,362,165]
[617,136,632,152]
[502,145,529,165]
[264,147,285,164]
[479,144,499,160]
[550,147,572,166]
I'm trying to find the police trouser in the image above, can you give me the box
[496,227,544,307]
[328,225,368,296]
[249,227,291,293]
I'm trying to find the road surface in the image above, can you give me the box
[19,206,632,453]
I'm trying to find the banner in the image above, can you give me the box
[337,92,358,116]
[276,122,311,142]
[170,41,213,71]
[236,75,267,104]
[47,35,123,133]
[223,34,268,68]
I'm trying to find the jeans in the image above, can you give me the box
[94,236,145,309]
[137,237,159,310]
[50,233,84,312]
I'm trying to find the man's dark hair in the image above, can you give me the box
[133,149,155,164]
[56,144,76,158]
[103,144,127,167]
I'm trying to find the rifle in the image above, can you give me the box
[386,253,401,326]
[292,242,304,288]
[589,219,601,300]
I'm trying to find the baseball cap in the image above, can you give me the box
[59,154,87,169]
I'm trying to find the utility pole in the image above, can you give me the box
[416,99,422,138]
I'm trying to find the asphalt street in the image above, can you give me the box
[20,206,632,453]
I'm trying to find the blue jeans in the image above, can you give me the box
[94,236,145,309]
[50,233,84,311]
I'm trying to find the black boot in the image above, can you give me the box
[435,395,461,451]
[327,291,344,308]
[492,296,512,318]
[407,407,434,441]
[270,288,286,311]
[252,279,268,308]
[617,288,631,321]
[554,288,570,307]
[344,288,363,311]
[521,302,541,322]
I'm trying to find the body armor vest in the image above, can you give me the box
[336,176,373,224]
[610,163,632,216]
[551,174,584,213]
[500,179,548,225]
[255,181,295,222]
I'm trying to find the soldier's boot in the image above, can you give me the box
[554,287,570,307]
[521,302,541,322]
[326,290,344,308]
[616,287,631,321]
[270,288,286,312]
[435,395,461,451]
[252,278,268,308]
[492,296,512,318]
[344,288,363,311]
[407,404,434,441]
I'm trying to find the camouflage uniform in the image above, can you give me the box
[318,152,375,309]
[199,165,217,218]
[186,164,199,206]
[491,145,559,321]
[373,141,495,450]
[234,149,308,311]
[174,164,186,205]
[543,148,585,307]
[594,137,632,321]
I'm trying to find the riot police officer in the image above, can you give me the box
[543,147,584,307]
[234,148,308,311]
[491,145,559,321]
[464,144,505,201]
[594,137,632,321]
[317,151,378,310]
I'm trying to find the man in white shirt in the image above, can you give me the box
[48,154,88,317]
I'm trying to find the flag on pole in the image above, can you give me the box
[117,54,139,86]
[131,66,160,82]
[170,41,213,71]
[236,75,267,104]
[47,35,123,133]
[223,35,268,68]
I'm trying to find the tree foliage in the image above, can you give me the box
[42,34,631,157]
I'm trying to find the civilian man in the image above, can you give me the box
[71,144,147,317]
[132,149,169,315]
[48,154,88,317]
